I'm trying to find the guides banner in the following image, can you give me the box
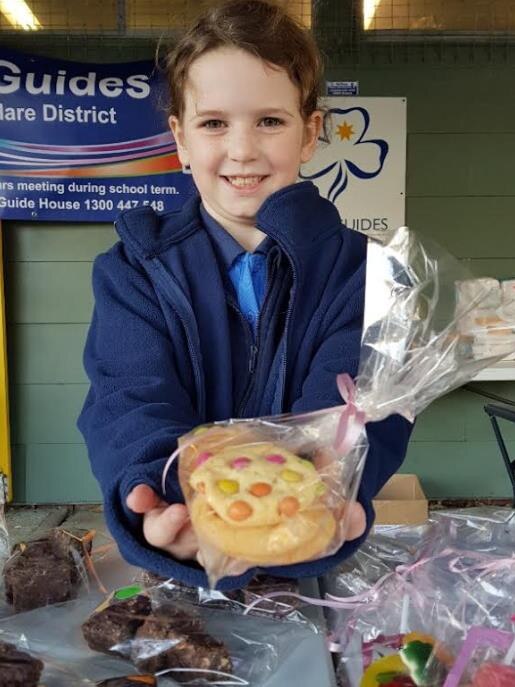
[0,49,195,221]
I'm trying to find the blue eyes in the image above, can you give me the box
[260,117,283,127]
[200,117,284,129]
[202,119,224,129]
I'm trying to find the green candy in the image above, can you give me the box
[113,584,142,601]
[399,640,433,686]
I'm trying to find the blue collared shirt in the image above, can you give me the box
[200,205,273,334]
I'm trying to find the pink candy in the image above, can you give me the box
[472,663,515,687]
[231,457,251,470]
[265,454,286,464]
[195,451,213,467]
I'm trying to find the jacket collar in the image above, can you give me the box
[115,181,342,261]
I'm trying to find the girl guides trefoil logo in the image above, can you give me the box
[299,106,388,204]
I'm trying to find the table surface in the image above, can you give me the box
[3,505,338,687]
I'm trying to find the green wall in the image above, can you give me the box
[3,36,515,503]
[4,223,115,502]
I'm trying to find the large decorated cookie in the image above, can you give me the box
[186,438,336,565]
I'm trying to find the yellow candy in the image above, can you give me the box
[280,469,303,483]
[217,479,239,495]
[360,655,407,687]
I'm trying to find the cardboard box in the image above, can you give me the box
[373,474,428,526]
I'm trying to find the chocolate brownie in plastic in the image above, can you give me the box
[131,613,232,680]
[0,640,44,687]
[96,675,156,686]
[4,527,93,612]
[82,594,152,655]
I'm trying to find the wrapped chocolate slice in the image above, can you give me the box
[0,640,43,687]
[242,574,301,618]
[131,613,232,680]
[139,570,244,610]
[82,592,152,655]
[83,585,232,682]
[4,527,95,612]
[96,675,156,686]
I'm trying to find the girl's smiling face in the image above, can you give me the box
[169,47,322,237]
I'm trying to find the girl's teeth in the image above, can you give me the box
[227,176,262,187]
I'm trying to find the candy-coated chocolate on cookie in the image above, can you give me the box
[190,442,323,528]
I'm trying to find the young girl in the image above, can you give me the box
[78,0,412,590]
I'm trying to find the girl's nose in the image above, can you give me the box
[227,129,258,162]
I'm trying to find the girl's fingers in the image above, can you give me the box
[196,550,205,568]
[143,503,191,549]
[345,501,367,541]
[166,522,200,561]
[312,448,335,471]
[126,484,165,513]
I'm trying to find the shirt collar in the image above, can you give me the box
[200,204,274,271]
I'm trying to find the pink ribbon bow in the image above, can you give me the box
[334,373,367,456]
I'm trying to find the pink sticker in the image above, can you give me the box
[195,451,212,467]
[231,457,251,470]
[265,454,286,464]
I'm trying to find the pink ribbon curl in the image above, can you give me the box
[334,373,367,456]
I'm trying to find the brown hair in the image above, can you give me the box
[164,0,323,121]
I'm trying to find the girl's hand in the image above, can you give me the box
[313,448,367,541]
[126,484,199,561]
[345,501,367,540]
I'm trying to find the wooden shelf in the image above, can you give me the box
[472,361,515,381]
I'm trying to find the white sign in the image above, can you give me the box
[300,97,406,240]
[326,80,359,96]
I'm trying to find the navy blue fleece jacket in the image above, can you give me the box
[78,181,412,590]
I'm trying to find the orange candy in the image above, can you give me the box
[249,482,272,497]
[228,500,253,521]
[278,496,300,517]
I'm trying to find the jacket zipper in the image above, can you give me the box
[249,344,258,373]
[232,256,277,416]
[255,229,298,414]
[227,298,255,415]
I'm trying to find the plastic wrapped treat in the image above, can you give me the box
[137,569,244,612]
[443,627,515,687]
[456,277,515,361]
[334,573,454,687]
[96,678,156,687]
[130,613,232,677]
[3,527,95,612]
[164,226,515,586]
[82,585,233,683]
[138,569,309,622]
[241,574,304,620]
[0,640,44,687]
[82,588,153,656]
[175,417,356,587]
[0,579,322,686]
